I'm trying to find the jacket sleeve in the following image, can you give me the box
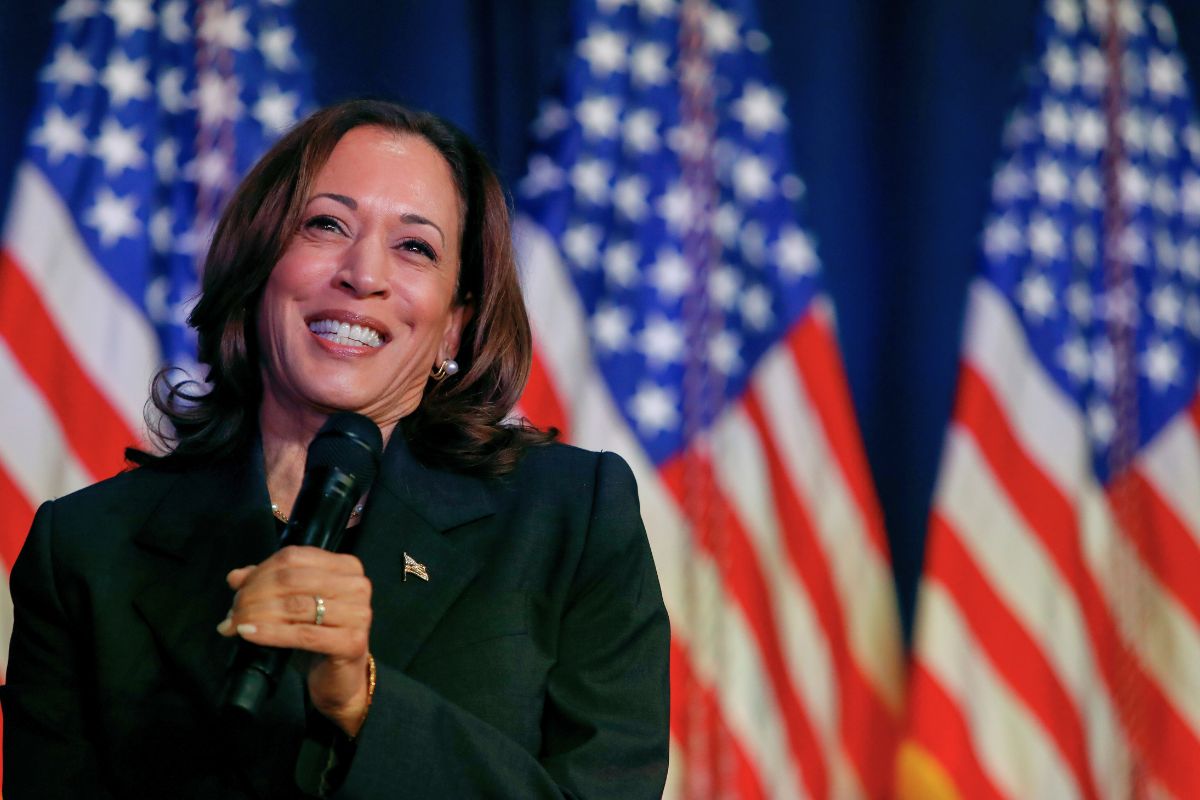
[305,450,671,798]
[2,500,115,798]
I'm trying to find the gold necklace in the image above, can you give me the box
[271,502,364,524]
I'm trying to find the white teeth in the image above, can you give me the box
[307,319,383,348]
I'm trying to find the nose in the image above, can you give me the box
[337,237,389,298]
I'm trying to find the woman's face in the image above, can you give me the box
[257,125,470,432]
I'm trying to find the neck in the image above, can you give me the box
[257,389,397,517]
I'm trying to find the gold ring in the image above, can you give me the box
[313,595,326,626]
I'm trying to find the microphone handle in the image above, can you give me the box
[220,466,362,720]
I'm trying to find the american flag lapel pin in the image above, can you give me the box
[403,552,429,582]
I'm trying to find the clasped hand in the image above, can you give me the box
[217,546,374,737]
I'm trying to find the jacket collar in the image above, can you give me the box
[348,432,497,671]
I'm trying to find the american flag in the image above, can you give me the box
[514,0,904,796]
[0,0,312,679]
[900,0,1200,797]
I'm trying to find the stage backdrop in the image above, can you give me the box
[6,0,1200,638]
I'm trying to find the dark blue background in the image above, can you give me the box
[5,0,1200,638]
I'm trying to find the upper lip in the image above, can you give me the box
[305,310,391,342]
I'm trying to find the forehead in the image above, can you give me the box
[311,126,463,222]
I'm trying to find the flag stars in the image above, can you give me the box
[154,138,179,182]
[603,241,641,288]
[591,304,633,352]
[657,182,697,233]
[259,25,300,71]
[1186,296,1200,337]
[93,118,146,176]
[1148,116,1177,159]
[1028,215,1065,261]
[1184,125,1200,162]
[1119,164,1150,209]
[1048,0,1081,33]
[563,223,602,269]
[1148,285,1183,329]
[1180,174,1200,219]
[1035,159,1070,205]
[1121,110,1147,154]
[1148,51,1185,98]
[649,249,692,299]
[198,4,252,50]
[576,95,621,139]
[628,382,679,436]
[85,187,141,246]
[1075,168,1103,209]
[520,155,565,197]
[613,175,650,220]
[1152,177,1178,215]
[732,83,787,137]
[1067,281,1093,324]
[1040,101,1072,147]
[775,227,818,277]
[731,154,774,202]
[992,161,1030,202]
[638,0,676,19]
[1043,44,1077,90]
[1141,339,1181,390]
[1180,239,1200,280]
[708,329,743,375]
[1017,272,1057,322]
[631,42,670,87]
[41,45,95,91]
[1074,109,1106,154]
[708,265,742,309]
[100,51,151,106]
[533,101,570,139]
[638,315,685,365]
[1059,337,1091,383]
[623,108,661,153]
[32,108,87,163]
[105,0,155,37]
[703,8,741,53]
[1088,400,1116,445]
[571,157,612,205]
[157,68,189,114]
[984,215,1023,260]
[160,0,189,44]
[253,87,301,133]
[56,0,100,23]
[739,285,774,330]
[196,72,244,125]
[577,26,628,76]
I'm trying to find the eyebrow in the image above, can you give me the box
[312,192,446,245]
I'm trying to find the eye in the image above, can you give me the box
[398,238,438,261]
[303,214,346,235]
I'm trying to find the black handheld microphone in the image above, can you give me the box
[221,411,383,720]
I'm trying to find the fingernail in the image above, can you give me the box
[216,616,233,636]
[236,624,258,636]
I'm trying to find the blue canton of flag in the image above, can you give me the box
[518,0,821,465]
[25,0,313,370]
[981,0,1200,482]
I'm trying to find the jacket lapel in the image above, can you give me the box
[351,434,496,672]
[130,445,280,711]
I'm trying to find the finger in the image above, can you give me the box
[226,565,256,589]
[261,546,366,577]
[233,619,369,659]
[234,566,372,606]
[234,592,372,629]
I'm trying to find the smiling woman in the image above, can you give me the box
[2,100,670,799]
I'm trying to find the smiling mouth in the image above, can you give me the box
[308,318,385,348]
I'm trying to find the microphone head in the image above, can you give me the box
[307,412,384,487]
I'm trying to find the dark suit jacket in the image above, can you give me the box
[2,435,670,798]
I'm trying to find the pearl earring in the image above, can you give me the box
[431,358,459,381]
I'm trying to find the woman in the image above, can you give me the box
[2,100,670,798]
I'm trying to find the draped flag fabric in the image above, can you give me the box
[514,0,904,796]
[900,0,1200,797]
[0,0,312,677]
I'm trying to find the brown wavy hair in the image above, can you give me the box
[134,99,551,475]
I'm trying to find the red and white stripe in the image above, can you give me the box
[0,164,160,671]
[899,279,1200,800]
[515,217,905,799]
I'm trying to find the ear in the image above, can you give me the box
[439,297,475,362]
